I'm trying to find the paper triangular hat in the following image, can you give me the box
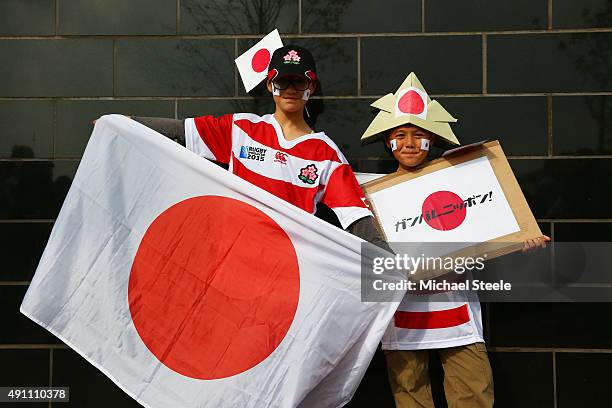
[361,72,459,145]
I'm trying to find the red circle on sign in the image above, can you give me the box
[251,48,271,73]
[397,90,425,115]
[128,196,300,379]
[421,191,466,231]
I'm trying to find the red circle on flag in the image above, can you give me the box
[251,48,271,73]
[397,90,425,115]
[421,191,466,231]
[128,196,300,379]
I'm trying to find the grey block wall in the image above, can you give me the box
[1,1,611,407]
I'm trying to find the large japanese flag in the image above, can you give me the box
[20,115,399,408]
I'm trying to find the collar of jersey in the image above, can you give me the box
[267,114,325,149]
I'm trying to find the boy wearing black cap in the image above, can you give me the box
[117,45,384,242]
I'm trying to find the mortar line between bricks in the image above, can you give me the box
[113,40,117,97]
[421,0,425,32]
[547,95,553,156]
[550,220,556,283]
[1,27,611,40]
[0,345,70,350]
[176,0,181,35]
[0,281,31,286]
[482,34,487,94]
[234,39,239,97]
[54,0,59,36]
[0,219,55,223]
[0,158,80,162]
[548,0,554,30]
[52,100,57,159]
[357,37,361,96]
[298,0,302,34]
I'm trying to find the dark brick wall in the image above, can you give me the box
[1,1,611,407]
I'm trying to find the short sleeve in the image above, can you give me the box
[321,163,373,229]
[184,114,234,164]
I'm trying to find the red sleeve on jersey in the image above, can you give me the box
[193,114,234,164]
[321,164,369,210]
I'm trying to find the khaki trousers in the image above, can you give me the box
[384,342,494,408]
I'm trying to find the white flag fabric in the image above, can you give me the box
[235,29,283,92]
[20,115,398,408]
[354,172,385,185]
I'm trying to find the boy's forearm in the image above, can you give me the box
[132,117,186,146]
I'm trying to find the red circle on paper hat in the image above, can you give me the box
[251,48,271,73]
[398,90,425,115]
[421,191,466,231]
[128,196,300,379]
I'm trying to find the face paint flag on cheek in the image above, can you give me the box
[235,29,283,93]
[390,139,398,151]
[20,115,400,408]
[420,139,430,151]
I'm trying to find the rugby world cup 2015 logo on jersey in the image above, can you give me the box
[239,146,267,161]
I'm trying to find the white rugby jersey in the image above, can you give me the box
[185,113,371,229]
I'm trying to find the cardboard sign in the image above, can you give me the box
[362,140,541,261]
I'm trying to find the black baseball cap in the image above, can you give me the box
[267,45,317,82]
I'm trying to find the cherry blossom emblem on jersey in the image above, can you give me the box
[298,164,319,184]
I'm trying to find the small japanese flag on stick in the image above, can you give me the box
[235,29,283,92]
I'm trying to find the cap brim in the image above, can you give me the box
[273,64,311,79]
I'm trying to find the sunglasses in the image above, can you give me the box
[272,77,311,91]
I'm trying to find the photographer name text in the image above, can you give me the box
[373,279,511,292]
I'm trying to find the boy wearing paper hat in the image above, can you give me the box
[361,72,460,168]
[362,73,549,408]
